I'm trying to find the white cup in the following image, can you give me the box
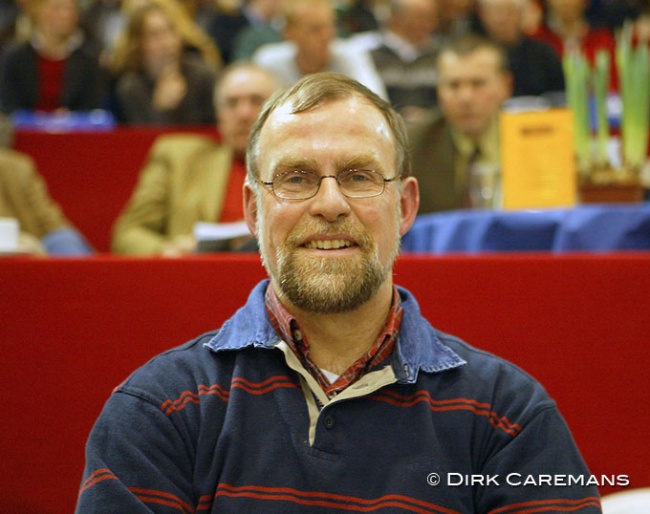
[0,217,19,252]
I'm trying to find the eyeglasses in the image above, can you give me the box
[260,169,400,200]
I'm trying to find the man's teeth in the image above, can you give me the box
[305,239,353,250]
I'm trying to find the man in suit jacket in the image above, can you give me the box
[111,63,279,256]
[408,35,512,213]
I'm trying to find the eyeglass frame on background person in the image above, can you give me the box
[259,168,402,200]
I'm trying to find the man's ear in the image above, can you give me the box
[399,176,420,237]
[243,182,258,237]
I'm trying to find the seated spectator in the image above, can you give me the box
[0,116,93,255]
[0,0,106,114]
[111,62,279,256]
[408,35,512,213]
[530,0,618,89]
[476,0,565,97]
[252,0,388,99]
[110,0,221,125]
[370,0,441,123]
[209,0,284,63]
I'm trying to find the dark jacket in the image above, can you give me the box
[407,111,462,213]
[507,36,566,98]
[0,39,106,113]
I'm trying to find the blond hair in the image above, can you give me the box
[111,0,221,74]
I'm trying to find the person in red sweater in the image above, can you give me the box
[0,0,106,113]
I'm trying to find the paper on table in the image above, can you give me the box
[193,221,252,252]
[0,217,19,253]
[194,221,251,241]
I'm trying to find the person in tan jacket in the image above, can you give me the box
[0,117,92,255]
[111,62,280,256]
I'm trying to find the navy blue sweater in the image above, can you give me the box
[76,281,601,513]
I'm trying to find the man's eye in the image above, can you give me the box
[349,172,371,182]
[277,171,314,187]
[287,174,306,184]
[343,170,376,183]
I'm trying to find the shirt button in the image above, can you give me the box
[323,416,335,429]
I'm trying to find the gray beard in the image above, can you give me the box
[257,200,401,314]
[275,241,390,313]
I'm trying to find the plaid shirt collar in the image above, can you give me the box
[265,284,403,398]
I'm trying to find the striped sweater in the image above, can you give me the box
[76,280,600,513]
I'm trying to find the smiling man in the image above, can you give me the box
[76,73,600,513]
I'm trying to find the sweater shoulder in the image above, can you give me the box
[431,329,556,416]
[115,330,229,405]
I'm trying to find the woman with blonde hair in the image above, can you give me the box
[111,0,222,125]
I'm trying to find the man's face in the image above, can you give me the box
[217,69,278,156]
[36,0,79,41]
[245,96,418,313]
[394,0,439,46]
[437,48,512,138]
[478,0,523,45]
[284,2,335,67]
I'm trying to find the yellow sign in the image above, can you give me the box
[500,109,577,210]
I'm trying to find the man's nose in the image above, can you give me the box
[235,99,257,120]
[308,176,351,221]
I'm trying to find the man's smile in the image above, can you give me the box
[303,238,356,250]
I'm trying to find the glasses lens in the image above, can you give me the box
[338,169,384,198]
[270,169,387,199]
[273,171,320,199]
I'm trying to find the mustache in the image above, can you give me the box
[285,219,373,250]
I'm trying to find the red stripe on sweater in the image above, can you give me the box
[489,496,601,514]
[215,483,462,514]
[372,390,523,436]
[79,468,117,494]
[161,375,299,415]
[129,487,194,514]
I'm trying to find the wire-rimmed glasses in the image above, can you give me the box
[260,169,400,200]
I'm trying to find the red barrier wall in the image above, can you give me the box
[1,254,649,513]
[14,127,218,253]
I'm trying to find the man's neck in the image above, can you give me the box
[33,29,80,60]
[274,279,395,375]
[550,14,588,40]
[296,51,329,75]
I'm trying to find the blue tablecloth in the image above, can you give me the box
[401,205,650,253]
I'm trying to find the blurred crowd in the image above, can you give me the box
[0,0,648,123]
[1,0,650,256]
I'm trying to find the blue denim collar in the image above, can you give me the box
[204,280,466,384]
